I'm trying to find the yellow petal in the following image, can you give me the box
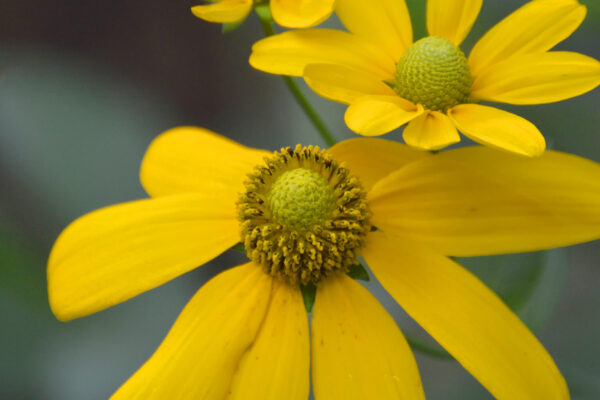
[368,147,600,256]
[426,0,482,45]
[328,138,432,191]
[249,29,395,79]
[304,63,396,105]
[111,263,273,399]
[363,232,569,400]
[448,104,545,156]
[469,0,587,77]
[228,279,309,400]
[312,273,424,400]
[141,126,269,198]
[48,194,239,321]
[345,95,423,137]
[402,110,460,151]
[334,0,413,60]
[471,51,600,105]
[270,0,334,28]
[191,0,252,23]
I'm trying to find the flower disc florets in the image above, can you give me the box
[238,145,371,285]
[394,36,472,112]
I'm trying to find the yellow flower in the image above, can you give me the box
[191,0,335,28]
[250,0,600,156]
[48,127,600,399]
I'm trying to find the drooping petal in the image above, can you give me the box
[448,104,545,156]
[250,29,395,79]
[312,273,424,400]
[402,110,460,151]
[141,126,269,198]
[471,51,600,105]
[48,194,239,321]
[469,0,587,77]
[334,0,413,60]
[270,0,335,28]
[328,138,432,191]
[111,263,273,399]
[304,63,396,105]
[426,0,482,45]
[368,146,600,256]
[228,279,309,400]
[345,95,423,137]
[363,232,569,400]
[191,0,253,23]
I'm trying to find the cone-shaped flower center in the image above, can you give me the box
[238,145,370,285]
[268,168,336,230]
[394,36,471,112]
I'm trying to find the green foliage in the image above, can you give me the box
[231,242,246,253]
[405,0,427,40]
[222,18,246,34]
[254,4,273,23]
[0,223,46,309]
[347,262,370,281]
[301,282,316,313]
[457,249,570,332]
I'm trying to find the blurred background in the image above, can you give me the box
[1,0,599,399]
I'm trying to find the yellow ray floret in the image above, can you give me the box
[191,0,335,28]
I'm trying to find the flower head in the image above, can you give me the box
[250,0,600,156]
[48,127,600,399]
[238,144,371,284]
[191,0,335,28]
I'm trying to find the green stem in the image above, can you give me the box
[405,335,454,360]
[257,17,337,147]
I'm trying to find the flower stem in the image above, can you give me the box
[257,17,337,147]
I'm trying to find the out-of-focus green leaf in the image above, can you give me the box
[230,242,246,253]
[515,248,569,332]
[0,221,46,309]
[222,18,246,34]
[457,249,569,332]
[580,0,600,24]
[405,0,427,40]
[254,3,273,23]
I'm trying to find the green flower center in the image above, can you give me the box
[238,145,370,285]
[394,36,471,112]
[268,168,336,231]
